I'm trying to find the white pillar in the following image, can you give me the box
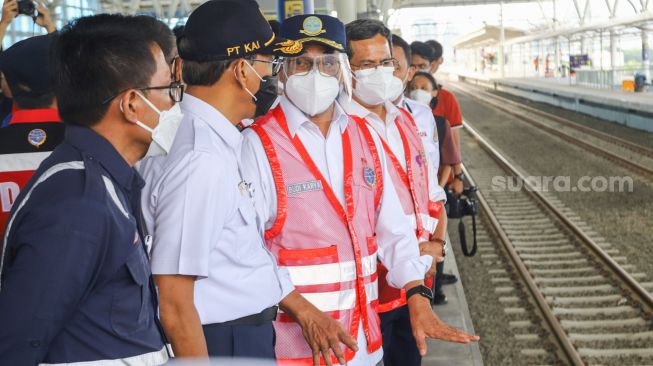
[356,0,367,14]
[600,30,604,71]
[539,40,544,77]
[610,29,618,87]
[335,0,357,23]
[642,29,650,80]
[554,37,560,77]
[568,37,572,83]
[306,0,315,12]
[499,2,506,77]
[380,0,394,23]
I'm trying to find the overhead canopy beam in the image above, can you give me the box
[393,0,526,7]
[504,10,653,45]
[453,24,526,48]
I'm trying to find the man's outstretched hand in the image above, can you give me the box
[407,288,479,356]
[280,291,358,366]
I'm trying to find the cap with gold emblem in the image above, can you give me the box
[178,0,303,62]
[280,14,346,53]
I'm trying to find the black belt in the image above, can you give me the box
[206,306,279,327]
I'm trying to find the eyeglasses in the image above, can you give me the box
[350,58,399,71]
[248,57,282,76]
[102,82,185,105]
[284,54,341,77]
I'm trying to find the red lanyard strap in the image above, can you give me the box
[366,113,426,239]
[273,107,352,225]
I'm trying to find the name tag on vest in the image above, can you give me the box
[287,180,323,196]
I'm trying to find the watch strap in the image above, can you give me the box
[406,285,433,301]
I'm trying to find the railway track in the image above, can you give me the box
[450,82,653,181]
[462,121,653,365]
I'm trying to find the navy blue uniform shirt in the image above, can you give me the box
[0,125,168,365]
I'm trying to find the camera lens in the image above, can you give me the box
[17,0,36,16]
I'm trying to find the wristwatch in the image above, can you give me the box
[433,238,447,257]
[406,285,433,301]
[454,172,466,182]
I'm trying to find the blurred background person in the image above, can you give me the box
[408,70,462,304]
[0,34,62,237]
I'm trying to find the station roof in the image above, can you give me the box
[453,25,526,49]
[504,11,653,45]
[100,0,531,21]
[394,0,530,7]
[98,0,331,20]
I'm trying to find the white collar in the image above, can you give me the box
[181,93,242,150]
[338,94,400,124]
[280,96,349,138]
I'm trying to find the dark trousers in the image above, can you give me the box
[202,321,275,359]
[380,305,421,366]
[433,261,445,293]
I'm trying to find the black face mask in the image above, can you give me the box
[253,76,279,118]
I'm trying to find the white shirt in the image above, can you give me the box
[340,95,446,204]
[138,94,294,324]
[241,97,431,366]
[399,96,447,203]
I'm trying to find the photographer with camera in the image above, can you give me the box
[1,0,56,50]
[1,0,56,124]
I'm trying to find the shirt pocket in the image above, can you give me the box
[235,198,259,259]
[236,196,256,226]
[110,249,150,336]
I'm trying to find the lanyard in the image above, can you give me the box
[372,116,426,239]
[273,107,353,226]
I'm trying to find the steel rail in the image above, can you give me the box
[451,83,653,180]
[453,82,653,159]
[460,161,586,366]
[464,121,653,315]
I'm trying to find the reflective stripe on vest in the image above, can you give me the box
[0,161,85,292]
[251,106,383,363]
[282,250,377,287]
[0,152,51,172]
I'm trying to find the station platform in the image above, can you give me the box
[424,236,484,366]
[449,71,653,133]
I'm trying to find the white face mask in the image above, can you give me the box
[388,75,407,103]
[130,92,184,156]
[285,70,340,117]
[409,89,433,106]
[352,66,396,106]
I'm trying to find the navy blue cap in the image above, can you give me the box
[0,34,53,94]
[179,0,303,62]
[281,15,346,52]
[268,20,281,35]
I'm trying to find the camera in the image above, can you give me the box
[17,0,36,17]
[446,186,478,219]
[446,186,479,257]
